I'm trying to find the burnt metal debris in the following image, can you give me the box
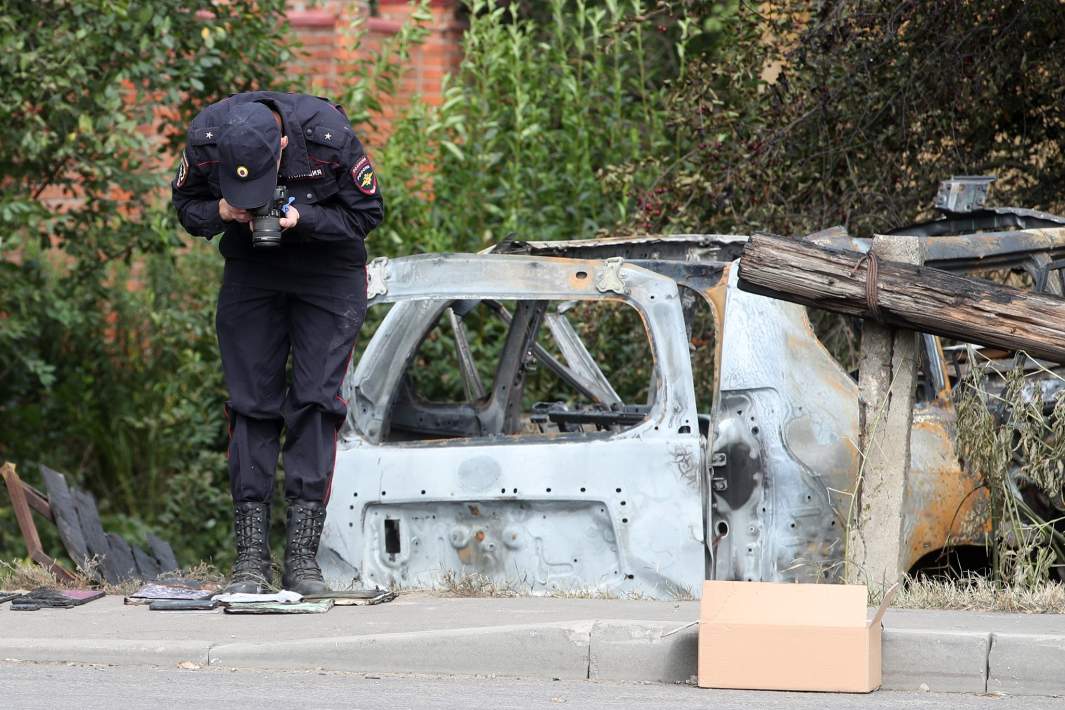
[319,186,1065,599]
[9,588,105,611]
[2,462,179,583]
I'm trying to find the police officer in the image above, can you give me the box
[172,92,383,594]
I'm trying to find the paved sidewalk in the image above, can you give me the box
[2,593,1064,696]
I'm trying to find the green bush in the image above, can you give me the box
[0,1,292,564]
[0,0,731,566]
[359,0,693,253]
[337,0,701,402]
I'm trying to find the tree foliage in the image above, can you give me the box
[638,0,1065,236]
[362,0,692,252]
[0,0,292,562]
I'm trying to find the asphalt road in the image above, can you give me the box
[3,662,1064,710]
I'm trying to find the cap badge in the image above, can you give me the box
[236,165,249,178]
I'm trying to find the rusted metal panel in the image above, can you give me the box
[902,413,990,569]
[710,268,858,583]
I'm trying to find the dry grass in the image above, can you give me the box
[433,569,692,601]
[0,558,225,595]
[872,576,1065,614]
[0,559,81,592]
[955,354,1065,585]
[437,570,522,598]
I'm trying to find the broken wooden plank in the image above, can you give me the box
[147,533,179,572]
[737,234,1065,363]
[21,481,52,520]
[71,487,120,584]
[1,463,76,583]
[40,466,94,576]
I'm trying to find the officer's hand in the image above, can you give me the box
[219,198,252,223]
[280,205,300,230]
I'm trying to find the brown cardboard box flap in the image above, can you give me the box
[701,580,867,627]
[869,581,900,628]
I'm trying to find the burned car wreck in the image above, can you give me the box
[319,194,1065,598]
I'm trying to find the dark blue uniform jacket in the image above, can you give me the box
[171,91,384,277]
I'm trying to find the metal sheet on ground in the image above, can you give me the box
[10,588,105,610]
[124,583,214,605]
[223,599,334,614]
[304,590,397,606]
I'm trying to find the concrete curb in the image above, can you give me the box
[208,621,594,680]
[0,638,210,668]
[989,633,1065,697]
[2,620,1064,697]
[881,629,989,693]
[588,620,697,683]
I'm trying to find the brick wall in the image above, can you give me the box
[287,0,465,143]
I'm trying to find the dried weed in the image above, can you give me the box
[878,575,1065,614]
[0,558,225,595]
[433,569,692,601]
[955,352,1065,585]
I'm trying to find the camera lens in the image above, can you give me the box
[251,212,282,248]
[250,186,287,249]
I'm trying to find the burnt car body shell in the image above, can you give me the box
[319,228,1065,596]
[322,255,706,598]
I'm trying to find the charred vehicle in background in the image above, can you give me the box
[320,181,1065,598]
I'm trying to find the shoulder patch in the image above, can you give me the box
[351,156,378,196]
[305,124,346,147]
[189,127,219,146]
[174,151,189,188]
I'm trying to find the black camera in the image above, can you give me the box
[251,186,288,248]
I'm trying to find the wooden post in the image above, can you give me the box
[845,236,924,588]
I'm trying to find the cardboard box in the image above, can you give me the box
[698,580,896,693]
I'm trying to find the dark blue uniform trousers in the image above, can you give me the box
[216,262,367,505]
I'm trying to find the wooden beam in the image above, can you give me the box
[737,234,1065,364]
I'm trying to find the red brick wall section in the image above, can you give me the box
[287,0,465,141]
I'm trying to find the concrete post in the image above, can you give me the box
[845,235,925,590]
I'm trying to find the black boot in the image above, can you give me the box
[223,501,272,594]
[281,499,330,595]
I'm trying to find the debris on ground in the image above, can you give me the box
[124,582,216,606]
[213,590,302,605]
[304,589,397,606]
[2,462,179,584]
[148,598,220,612]
[9,587,105,611]
[223,599,335,614]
